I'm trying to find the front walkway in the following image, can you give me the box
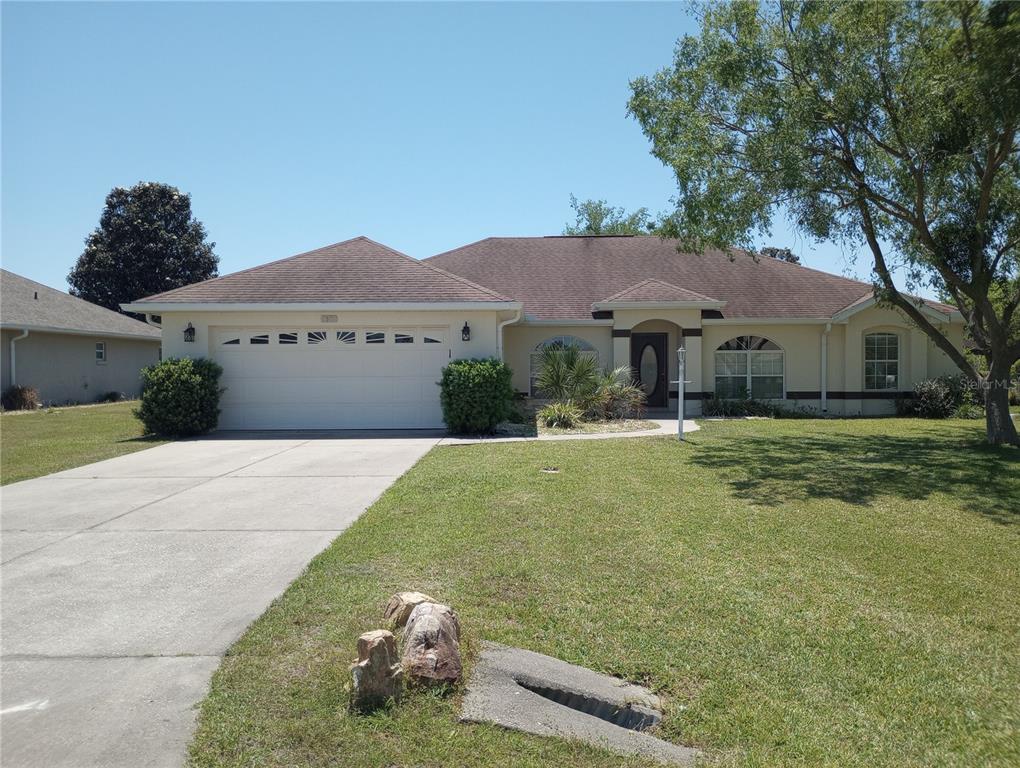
[440,418,699,445]
[0,432,441,768]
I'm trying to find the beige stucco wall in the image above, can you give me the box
[502,324,613,393]
[158,309,510,364]
[500,303,968,418]
[1,329,161,404]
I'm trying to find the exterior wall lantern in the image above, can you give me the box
[461,322,471,342]
[183,323,196,343]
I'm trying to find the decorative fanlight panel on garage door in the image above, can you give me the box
[210,326,451,429]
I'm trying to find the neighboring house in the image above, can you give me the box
[123,235,967,430]
[1,269,162,404]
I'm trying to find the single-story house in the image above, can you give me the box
[1,269,162,405]
[123,235,966,430]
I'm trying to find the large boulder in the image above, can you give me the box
[383,591,436,629]
[402,602,462,685]
[350,629,403,709]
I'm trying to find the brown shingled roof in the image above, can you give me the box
[598,278,721,304]
[131,237,512,305]
[426,236,950,320]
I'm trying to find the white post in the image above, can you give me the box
[677,345,686,441]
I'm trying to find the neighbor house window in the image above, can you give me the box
[865,332,899,390]
[530,336,599,396]
[714,336,784,399]
[95,342,106,363]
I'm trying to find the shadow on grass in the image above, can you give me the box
[689,425,1019,524]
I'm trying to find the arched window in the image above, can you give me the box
[864,332,899,390]
[715,335,784,399]
[530,336,598,396]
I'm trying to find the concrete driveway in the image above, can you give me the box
[0,431,441,768]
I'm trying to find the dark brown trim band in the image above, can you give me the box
[591,310,614,320]
[681,328,703,338]
[669,391,711,400]
[612,329,631,338]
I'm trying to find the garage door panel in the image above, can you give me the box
[211,326,449,429]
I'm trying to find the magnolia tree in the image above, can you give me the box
[629,0,1019,445]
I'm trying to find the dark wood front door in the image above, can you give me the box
[631,333,668,408]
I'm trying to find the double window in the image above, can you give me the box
[864,332,899,390]
[714,336,784,399]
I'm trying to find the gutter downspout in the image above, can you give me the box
[497,308,523,362]
[9,329,29,387]
[821,322,831,413]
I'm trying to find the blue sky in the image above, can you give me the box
[2,1,892,295]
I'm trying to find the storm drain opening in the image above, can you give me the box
[515,678,661,731]
[461,642,701,765]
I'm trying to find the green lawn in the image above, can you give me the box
[0,401,166,485]
[189,418,1019,768]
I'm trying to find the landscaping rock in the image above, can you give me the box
[383,591,436,629]
[402,602,462,684]
[350,629,403,708]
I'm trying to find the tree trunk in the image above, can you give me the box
[983,358,1018,446]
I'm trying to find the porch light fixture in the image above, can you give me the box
[461,322,471,342]
[183,323,196,343]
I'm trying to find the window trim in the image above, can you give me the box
[95,341,107,364]
[713,335,785,400]
[863,331,901,391]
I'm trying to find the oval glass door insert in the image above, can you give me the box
[639,344,658,395]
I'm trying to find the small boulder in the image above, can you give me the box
[402,602,462,685]
[383,591,436,629]
[350,629,403,709]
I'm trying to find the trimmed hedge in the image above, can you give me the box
[439,358,514,434]
[135,357,224,436]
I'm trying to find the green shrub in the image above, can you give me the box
[913,375,969,419]
[135,357,224,436]
[702,395,814,419]
[1,385,40,411]
[952,402,984,419]
[537,401,583,429]
[439,358,514,434]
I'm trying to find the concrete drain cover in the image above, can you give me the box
[460,642,700,765]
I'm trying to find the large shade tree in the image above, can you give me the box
[563,194,656,235]
[629,0,1019,445]
[68,182,218,316]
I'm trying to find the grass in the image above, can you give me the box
[0,401,166,485]
[189,418,1019,768]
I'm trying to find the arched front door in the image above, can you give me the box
[630,333,668,407]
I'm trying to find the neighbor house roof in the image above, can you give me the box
[0,269,161,340]
[128,237,514,307]
[426,235,956,321]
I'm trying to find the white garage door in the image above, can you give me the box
[212,326,450,429]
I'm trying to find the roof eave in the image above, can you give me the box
[591,300,727,311]
[830,295,958,324]
[121,300,523,313]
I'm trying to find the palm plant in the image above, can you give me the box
[535,343,600,402]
